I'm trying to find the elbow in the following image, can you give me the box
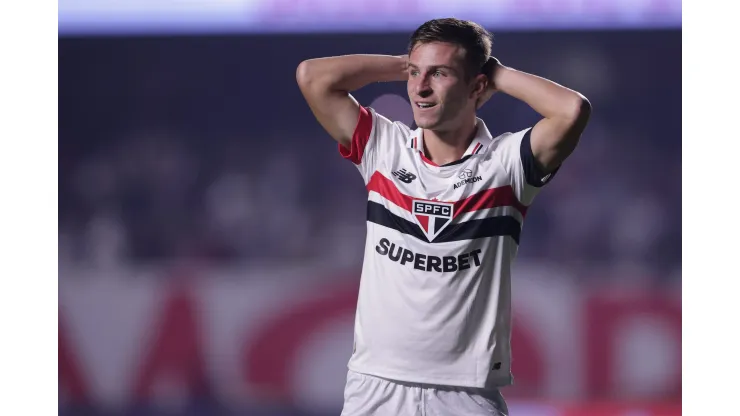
[296,59,315,88]
[562,95,591,149]
[567,94,592,124]
[297,59,336,92]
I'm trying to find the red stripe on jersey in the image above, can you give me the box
[454,185,528,218]
[472,143,481,154]
[366,172,414,212]
[338,106,373,165]
[367,171,527,218]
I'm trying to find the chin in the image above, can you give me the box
[414,115,440,129]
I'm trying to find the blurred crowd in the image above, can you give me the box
[58,32,681,281]
[58,117,680,280]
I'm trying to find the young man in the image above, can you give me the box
[297,18,590,416]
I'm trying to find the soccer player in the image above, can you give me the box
[296,18,590,416]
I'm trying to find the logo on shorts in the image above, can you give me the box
[412,199,454,241]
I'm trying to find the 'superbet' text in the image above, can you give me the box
[375,238,482,272]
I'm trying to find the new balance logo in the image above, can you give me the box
[392,169,417,184]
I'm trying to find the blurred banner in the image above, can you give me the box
[58,0,682,35]
[59,263,680,415]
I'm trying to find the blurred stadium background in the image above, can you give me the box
[58,1,681,415]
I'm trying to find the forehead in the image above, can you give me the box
[409,42,466,69]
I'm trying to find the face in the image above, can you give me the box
[407,42,486,131]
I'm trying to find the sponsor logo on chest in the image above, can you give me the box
[454,168,483,189]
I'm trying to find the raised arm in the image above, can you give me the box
[296,54,408,149]
[482,58,592,174]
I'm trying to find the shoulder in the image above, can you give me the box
[490,126,557,189]
[364,106,414,146]
[488,127,532,152]
[366,107,413,134]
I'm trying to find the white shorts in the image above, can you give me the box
[340,370,508,416]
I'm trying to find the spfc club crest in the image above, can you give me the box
[412,199,454,241]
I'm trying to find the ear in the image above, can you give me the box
[474,73,497,110]
[470,73,489,99]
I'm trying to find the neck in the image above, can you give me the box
[422,114,478,166]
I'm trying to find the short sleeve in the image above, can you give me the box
[338,106,402,183]
[495,127,559,205]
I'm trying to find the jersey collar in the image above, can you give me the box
[407,117,493,160]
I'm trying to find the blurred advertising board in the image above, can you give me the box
[58,0,681,35]
[58,263,681,412]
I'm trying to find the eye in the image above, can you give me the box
[410,69,419,77]
[432,70,444,77]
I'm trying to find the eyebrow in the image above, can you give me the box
[408,63,458,73]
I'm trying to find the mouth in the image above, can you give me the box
[415,102,438,110]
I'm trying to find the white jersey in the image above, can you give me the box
[339,106,556,389]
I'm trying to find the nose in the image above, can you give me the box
[414,77,433,98]
[409,72,433,99]
[417,88,433,99]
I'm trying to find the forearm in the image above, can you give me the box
[494,65,587,120]
[297,54,408,93]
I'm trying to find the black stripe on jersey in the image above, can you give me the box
[367,201,428,241]
[367,201,522,244]
[440,155,471,167]
[435,216,521,244]
[521,128,559,187]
